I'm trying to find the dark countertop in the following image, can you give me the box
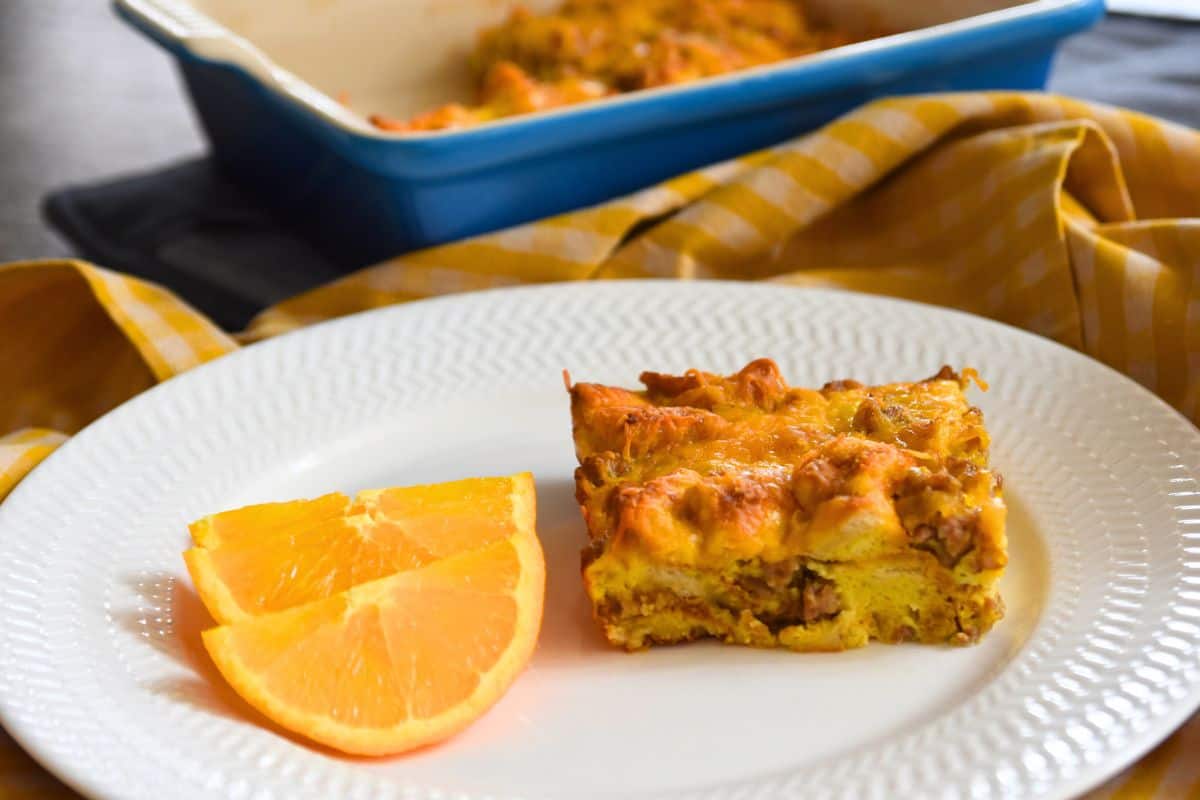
[1,2,1196,265]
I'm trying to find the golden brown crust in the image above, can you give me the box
[569,359,1007,652]
[374,1,868,132]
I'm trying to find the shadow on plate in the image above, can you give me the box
[116,572,324,751]
[526,477,616,665]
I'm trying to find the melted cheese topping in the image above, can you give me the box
[570,359,1008,650]
[372,0,862,132]
[573,359,1005,570]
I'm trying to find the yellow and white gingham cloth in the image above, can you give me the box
[2,92,1199,799]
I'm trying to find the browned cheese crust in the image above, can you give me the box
[568,359,1007,652]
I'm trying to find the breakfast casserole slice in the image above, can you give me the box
[568,359,1006,652]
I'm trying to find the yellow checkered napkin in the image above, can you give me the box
[2,92,1199,799]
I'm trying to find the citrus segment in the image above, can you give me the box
[202,531,544,755]
[360,475,532,558]
[188,493,350,549]
[184,473,534,624]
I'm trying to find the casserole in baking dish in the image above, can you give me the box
[115,0,1104,265]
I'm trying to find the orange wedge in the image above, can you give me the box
[204,530,543,755]
[184,474,533,624]
[185,472,544,755]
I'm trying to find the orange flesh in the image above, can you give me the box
[186,473,545,755]
[204,540,535,736]
[185,476,523,623]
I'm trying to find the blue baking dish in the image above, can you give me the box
[115,0,1104,266]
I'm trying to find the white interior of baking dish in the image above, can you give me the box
[123,0,1050,134]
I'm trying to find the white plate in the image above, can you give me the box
[1,282,1198,800]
